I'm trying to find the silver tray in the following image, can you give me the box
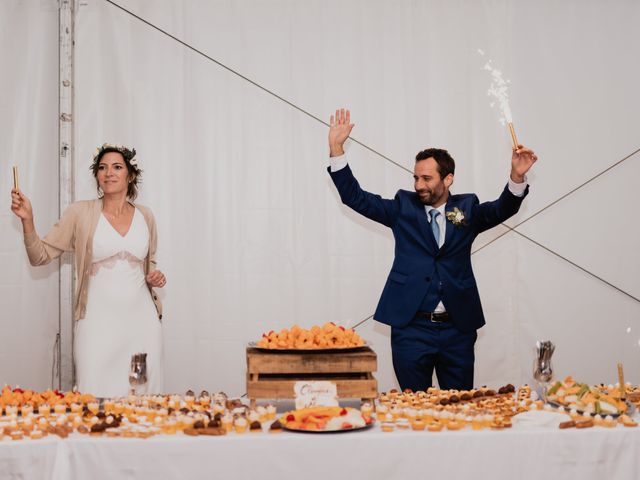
[247,341,370,353]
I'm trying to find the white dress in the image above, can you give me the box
[74,208,164,397]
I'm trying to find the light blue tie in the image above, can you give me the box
[429,209,440,247]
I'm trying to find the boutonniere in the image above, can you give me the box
[445,207,466,227]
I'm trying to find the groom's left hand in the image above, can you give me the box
[511,145,538,183]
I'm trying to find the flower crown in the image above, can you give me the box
[91,143,139,170]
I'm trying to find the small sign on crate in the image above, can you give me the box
[294,381,338,409]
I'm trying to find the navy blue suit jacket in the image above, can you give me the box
[329,164,529,333]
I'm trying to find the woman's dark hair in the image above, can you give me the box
[415,148,455,179]
[90,144,142,201]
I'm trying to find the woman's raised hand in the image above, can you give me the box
[11,189,33,221]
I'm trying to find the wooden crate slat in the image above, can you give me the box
[246,347,377,374]
[247,375,377,400]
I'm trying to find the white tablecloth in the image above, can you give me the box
[2,423,640,480]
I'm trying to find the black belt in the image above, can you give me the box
[415,311,450,322]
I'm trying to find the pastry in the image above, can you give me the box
[269,419,284,433]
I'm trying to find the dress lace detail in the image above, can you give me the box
[90,250,144,276]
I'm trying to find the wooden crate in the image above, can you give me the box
[246,347,378,408]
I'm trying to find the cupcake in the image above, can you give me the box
[266,404,277,420]
[375,404,389,418]
[212,403,225,416]
[248,410,260,423]
[256,406,267,422]
[234,417,248,434]
[221,413,234,433]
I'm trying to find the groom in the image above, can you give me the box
[327,108,538,391]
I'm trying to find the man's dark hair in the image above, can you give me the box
[415,148,455,179]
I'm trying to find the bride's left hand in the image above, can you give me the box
[146,270,167,288]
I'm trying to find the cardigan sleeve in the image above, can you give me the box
[23,203,79,266]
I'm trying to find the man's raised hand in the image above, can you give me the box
[329,108,355,157]
[510,145,538,183]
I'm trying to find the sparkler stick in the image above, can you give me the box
[12,166,19,190]
[617,363,626,400]
[508,123,519,150]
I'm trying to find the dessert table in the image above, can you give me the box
[2,422,640,480]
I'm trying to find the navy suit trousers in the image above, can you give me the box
[391,319,477,391]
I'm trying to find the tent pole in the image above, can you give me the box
[58,0,75,391]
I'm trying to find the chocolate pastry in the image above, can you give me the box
[193,420,205,429]
[249,421,262,431]
[269,419,283,432]
[90,423,107,433]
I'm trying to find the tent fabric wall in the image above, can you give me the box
[0,0,61,390]
[2,0,639,395]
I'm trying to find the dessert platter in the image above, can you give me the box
[280,406,374,433]
[371,379,640,432]
[373,384,525,432]
[0,386,283,441]
[253,323,366,351]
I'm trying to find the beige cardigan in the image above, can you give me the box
[23,199,163,321]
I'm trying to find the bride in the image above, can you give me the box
[11,144,165,397]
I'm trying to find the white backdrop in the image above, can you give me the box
[1,0,639,396]
[0,0,60,389]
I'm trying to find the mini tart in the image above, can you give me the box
[446,421,463,431]
[427,422,443,432]
[396,418,410,429]
[29,429,44,440]
[380,422,395,432]
[411,420,426,431]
